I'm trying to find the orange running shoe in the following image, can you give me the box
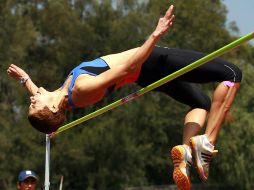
[190,135,218,181]
[171,145,192,190]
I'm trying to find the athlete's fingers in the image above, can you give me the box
[169,14,175,23]
[164,5,174,19]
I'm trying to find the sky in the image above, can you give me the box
[223,0,254,44]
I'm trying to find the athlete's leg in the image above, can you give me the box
[156,47,243,182]
[183,108,207,145]
[205,81,240,144]
[185,58,242,182]
[156,81,211,144]
[159,47,242,146]
[138,46,242,183]
[155,81,210,190]
[190,82,240,182]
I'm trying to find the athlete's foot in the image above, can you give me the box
[190,135,218,181]
[171,145,192,190]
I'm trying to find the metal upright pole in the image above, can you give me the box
[45,134,50,190]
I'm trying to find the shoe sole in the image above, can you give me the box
[171,146,191,190]
[190,138,207,182]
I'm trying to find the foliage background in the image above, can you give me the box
[0,0,254,189]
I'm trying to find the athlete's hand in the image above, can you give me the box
[153,5,175,37]
[7,64,29,81]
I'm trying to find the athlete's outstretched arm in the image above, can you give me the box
[96,5,175,89]
[127,4,175,71]
[7,64,39,95]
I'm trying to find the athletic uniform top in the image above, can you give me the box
[66,58,140,108]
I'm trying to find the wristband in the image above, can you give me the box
[20,76,30,85]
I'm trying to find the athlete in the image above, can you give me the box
[7,4,242,189]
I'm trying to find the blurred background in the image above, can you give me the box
[224,0,254,45]
[0,0,254,189]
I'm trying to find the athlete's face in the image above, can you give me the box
[29,87,52,113]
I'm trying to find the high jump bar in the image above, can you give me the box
[51,32,254,136]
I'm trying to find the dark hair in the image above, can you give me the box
[28,106,66,134]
